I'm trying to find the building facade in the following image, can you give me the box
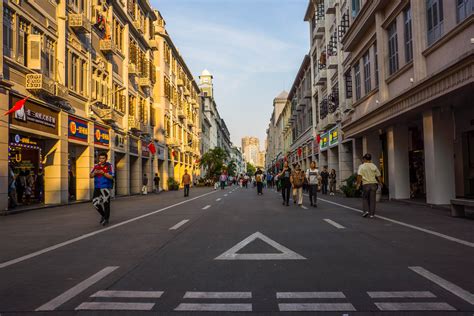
[265,91,288,171]
[152,11,201,190]
[241,136,260,166]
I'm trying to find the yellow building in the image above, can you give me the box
[0,0,157,211]
[152,11,201,189]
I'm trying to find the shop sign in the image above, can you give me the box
[68,116,88,142]
[129,137,139,155]
[156,144,165,160]
[329,126,339,147]
[10,96,59,134]
[114,135,125,149]
[142,142,150,157]
[94,124,110,147]
[12,134,39,147]
[320,132,329,151]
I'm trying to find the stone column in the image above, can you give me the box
[319,150,328,169]
[115,152,130,196]
[387,124,410,200]
[328,146,339,185]
[363,131,382,169]
[339,141,353,185]
[353,138,363,173]
[44,112,68,205]
[75,142,93,201]
[423,108,455,204]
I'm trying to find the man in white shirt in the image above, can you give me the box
[306,161,321,207]
[356,153,383,218]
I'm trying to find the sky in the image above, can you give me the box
[151,0,309,150]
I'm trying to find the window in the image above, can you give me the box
[354,63,361,100]
[3,8,14,58]
[363,52,371,94]
[344,70,353,99]
[352,0,361,17]
[387,21,399,75]
[404,6,413,63]
[129,94,136,116]
[17,19,28,65]
[457,0,473,22]
[113,18,123,52]
[427,0,444,45]
[374,42,379,88]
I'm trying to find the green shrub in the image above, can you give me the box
[340,173,362,198]
[167,177,180,191]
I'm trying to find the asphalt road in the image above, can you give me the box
[0,185,473,315]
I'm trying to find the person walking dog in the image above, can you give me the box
[356,153,383,219]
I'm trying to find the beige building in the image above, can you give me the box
[301,0,473,205]
[152,11,201,190]
[0,0,201,211]
[265,91,288,171]
[241,136,260,166]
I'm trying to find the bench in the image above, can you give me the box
[450,198,474,217]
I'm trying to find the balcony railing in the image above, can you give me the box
[325,0,336,14]
[328,92,339,114]
[25,74,55,95]
[128,63,138,76]
[69,13,91,33]
[99,39,115,54]
[101,108,124,123]
[320,98,328,120]
[55,83,68,100]
[128,116,143,131]
[315,68,327,86]
[139,76,151,88]
[177,109,185,119]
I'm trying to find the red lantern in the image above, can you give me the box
[297,147,302,157]
[316,134,321,144]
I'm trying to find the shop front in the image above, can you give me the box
[111,131,127,196]
[328,126,339,183]
[68,115,91,201]
[319,131,329,168]
[141,140,151,193]
[8,96,61,206]
[129,136,141,194]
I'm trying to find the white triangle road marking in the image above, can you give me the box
[214,232,306,260]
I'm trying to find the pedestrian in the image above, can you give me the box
[8,166,17,209]
[35,169,44,203]
[356,153,383,219]
[320,166,329,195]
[278,161,291,206]
[69,169,76,200]
[182,169,191,197]
[153,173,160,193]
[266,173,272,188]
[306,161,320,207]
[142,173,148,195]
[329,169,337,196]
[90,152,114,226]
[16,170,26,204]
[219,172,227,190]
[255,168,264,195]
[24,170,34,205]
[291,164,305,207]
[244,174,249,188]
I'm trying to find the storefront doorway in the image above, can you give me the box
[462,130,474,198]
[408,124,426,199]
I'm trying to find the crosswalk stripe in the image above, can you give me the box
[184,292,252,299]
[279,303,356,311]
[368,291,436,298]
[277,292,346,299]
[175,303,252,312]
[76,302,155,310]
[375,302,455,311]
[91,290,164,298]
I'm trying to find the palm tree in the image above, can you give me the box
[199,147,229,180]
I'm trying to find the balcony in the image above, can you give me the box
[183,88,191,96]
[177,109,186,119]
[297,99,306,111]
[138,76,151,88]
[128,63,138,76]
[25,74,55,95]
[177,79,184,87]
[184,145,193,153]
[325,0,336,14]
[187,120,194,128]
[341,98,354,113]
[99,39,115,54]
[101,108,124,123]
[315,69,327,86]
[69,13,91,33]
[303,88,311,99]
[316,18,325,35]
[128,116,143,131]
[328,55,338,69]
[132,20,144,33]
[55,83,68,100]
[149,39,158,50]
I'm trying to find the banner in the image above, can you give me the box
[68,116,88,142]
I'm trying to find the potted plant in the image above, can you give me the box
[340,174,362,198]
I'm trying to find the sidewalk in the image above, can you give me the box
[316,193,474,244]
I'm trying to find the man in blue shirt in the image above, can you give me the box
[90,152,114,226]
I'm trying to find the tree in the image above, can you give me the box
[227,159,238,177]
[199,147,229,179]
[246,162,256,176]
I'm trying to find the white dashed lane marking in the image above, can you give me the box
[202,205,211,210]
[323,219,345,229]
[169,220,189,230]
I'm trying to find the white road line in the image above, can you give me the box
[224,194,228,197]
[175,303,252,312]
[216,198,221,201]
[184,292,252,299]
[279,303,356,311]
[375,302,455,311]
[91,290,164,298]
[36,266,119,311]
[317,197,474,248]
[324,219,345,229]
[0,191,217,269]
[202,205,211,210]
[277,292,346,299]
[409,266,474,305]
[301,205,308,210]
[76,302,155,310]
[169,220,189,230]
[368,291,436,298]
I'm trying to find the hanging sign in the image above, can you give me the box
[329,126,339,147]
[94,124,110,147]
[320,132,329,150]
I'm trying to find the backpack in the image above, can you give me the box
[293,171,304,188]
[256,174,262,182]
